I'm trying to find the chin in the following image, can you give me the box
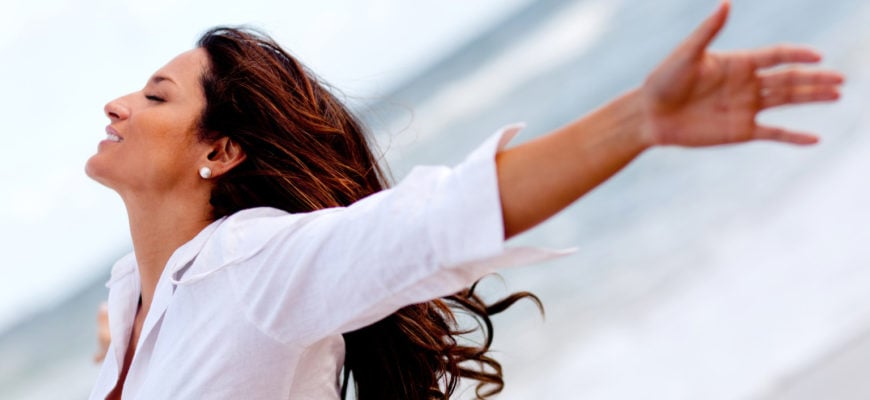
[84,154,116,189]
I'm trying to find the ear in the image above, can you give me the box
[201,137,246,179]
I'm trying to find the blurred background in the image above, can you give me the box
[1,0,869,398]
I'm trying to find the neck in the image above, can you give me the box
[122,191,213,313]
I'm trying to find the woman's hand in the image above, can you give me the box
[640,1,844,147]
[497,1,845,238]
[93,302,111,363]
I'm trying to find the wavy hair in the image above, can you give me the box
[196,27,541,399]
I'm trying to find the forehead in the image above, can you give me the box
[151,48,209,86]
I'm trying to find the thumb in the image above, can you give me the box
[681,1,730,60]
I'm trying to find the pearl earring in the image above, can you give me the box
[199,167,212,179]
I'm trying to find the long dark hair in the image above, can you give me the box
[196,27,541,399]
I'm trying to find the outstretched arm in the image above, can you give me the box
[497,1,844,238]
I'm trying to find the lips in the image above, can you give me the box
[105,126,124,142]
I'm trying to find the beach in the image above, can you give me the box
[2,0,870,398]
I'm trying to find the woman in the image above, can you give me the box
[87,2,843,399]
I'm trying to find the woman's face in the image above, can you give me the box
[85,48,211,196]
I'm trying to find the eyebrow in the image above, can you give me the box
[150,75,177,85]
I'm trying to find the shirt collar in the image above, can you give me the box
[104,217,228,289]
[162,216,227,279]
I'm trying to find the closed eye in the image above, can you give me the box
[145,94,165,102]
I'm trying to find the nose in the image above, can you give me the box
[104,96,130,121]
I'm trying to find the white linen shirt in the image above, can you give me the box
[89,125,570,400]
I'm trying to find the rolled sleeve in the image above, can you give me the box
[426,123,523,266]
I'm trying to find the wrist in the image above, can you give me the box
[603,87,655,152]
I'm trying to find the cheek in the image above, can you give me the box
[86,129,201,191]
[136,132,203,180]
[86,103,205,191]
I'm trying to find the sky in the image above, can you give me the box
[0,0,532,331]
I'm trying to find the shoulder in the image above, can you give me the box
[172,206,339,285]
[217,206,340,250]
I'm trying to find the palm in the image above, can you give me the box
[641,2,842,147]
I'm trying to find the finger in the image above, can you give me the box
[761,86,841,109]
[754,125,819,145]
[760,68,846,88]
[681,1,730,59]
[748,45,823,69]
[97,302,109,326]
